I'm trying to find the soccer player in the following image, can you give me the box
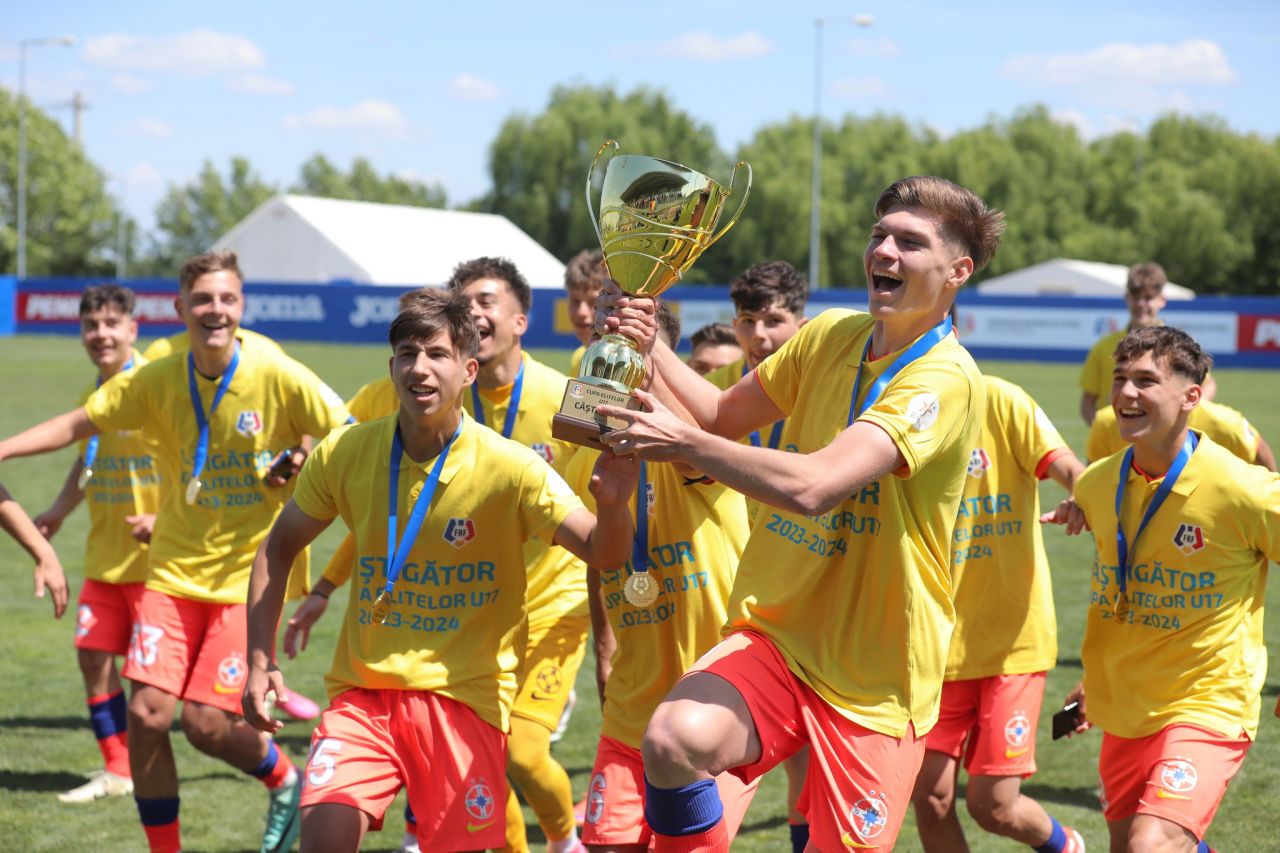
[30,285,159,803]
[1078,262,1215,425]
[595,175,1003,851]
[564,248,610,376]
[142,324,282,361]
[911,373,1087,852]
[0,250,351,853]
[241,289,637,853]
[1088,398,1276,471]
[1044,326,1279,852]
[686,323,742,377]
[2,481,68,616]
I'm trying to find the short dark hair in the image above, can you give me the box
[1113,326,1212,384]
[874,176,1005,273]
[179,250,242,292]
[1126,262,1167,298]
[80,283,135,318]
[690,321,738,350]
[729,260,808,315]
[447,256,532,313]
[655,301,681,351]
[388,288,479,358]
[564,248,613,293]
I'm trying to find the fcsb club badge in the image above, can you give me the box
[1173,523,1205,555]
[215,653,246,694]
[967,448,991,478]
[464,778,496,821]
[842,791,889,847]
[1159,757,1198,797]
[443,517,476,549]
[236,410,263,438]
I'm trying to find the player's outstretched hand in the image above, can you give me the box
[33,508,64,539]
[1039,497,1089,535]
[34,552,69,618]
[594,282,659,353]
[1064,682,1091,735]
[589,448,641,509]
[284,592,329,658]
[596,389,690,464]
[126,513,155,544]
[243,663,286,734]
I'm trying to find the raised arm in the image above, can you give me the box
[0,408,98,462]
[552,452,638,569]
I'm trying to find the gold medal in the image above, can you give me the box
[371,591,392,624]
[624,573,658,607]
[1113,591,1130,621]
[185,479,202,506]
[77,467,93,490]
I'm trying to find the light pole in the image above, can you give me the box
[809,15,872,290]
[17,35,77,278]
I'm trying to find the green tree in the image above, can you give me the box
[292,154,447,208]
[0,89,120,276]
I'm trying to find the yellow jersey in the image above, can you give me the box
[567,448,748,748]
[1088,401,1260,465]
[347,376,399,424]
[293,414,585,731]
[1079,329,1127,403]
[946,375,1065,680]
[569,344,587,377]
[747,309,985,737]
[75,351,160,584]
[142,326,284,362]
[464,351,585,626]
[83,338,350,603]
[1076,433,1280,739]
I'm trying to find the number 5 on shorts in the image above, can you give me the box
[308,738,342,786]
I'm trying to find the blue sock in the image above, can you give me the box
[135,795,180,826]
[1034,817,1067,853]
[643,776,724,836]
[88,690,128,739]
[1197,842,1211,853]
[405,802,417,825]
[789,821,810,853]
[249,741,279,778]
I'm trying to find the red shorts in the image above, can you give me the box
[74,579,144,655]
[925,672,1046,777]
[1098,724,1250,839]
[300,688,507,852]
[119,588,249,714]
[581,735,759,847]
[689,631,925,851]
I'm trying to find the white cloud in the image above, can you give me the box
[111,73,151,94]
[230,74,296,95]
[1001,39,1237,87]
[845,37,900,58]
[1051,110,1094,139]
[122,161,164,188]
[445,73,500,102]
[281,99,409,137]
[129,117,173,139]
[655,31,773,61]
[831,77,887,98]
[84,30,266,76]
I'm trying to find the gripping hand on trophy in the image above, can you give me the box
[594,280,659,359]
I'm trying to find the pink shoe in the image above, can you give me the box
[1064,826,1086,853]
[277,689,321,721]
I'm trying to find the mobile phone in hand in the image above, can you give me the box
[1052,701,1081,740]
[266,448,297,482]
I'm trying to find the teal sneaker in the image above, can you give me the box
[260,770,301,853]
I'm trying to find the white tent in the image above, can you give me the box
[212,194,567,287]
[976,258,1194,300]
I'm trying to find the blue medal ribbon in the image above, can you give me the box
[1113,431,1197,599]
[186,343,240,491]
[742,362,784,449]
[630,461,649,576]
[376,417,464,619]
[470,359,524,439]
[83,355,134,479]
[847,316,952,426]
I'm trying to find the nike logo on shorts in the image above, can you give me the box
[213,683,241,694]
[467,820,495,833]
[1004,747,1029,759]
[1155,789,1191,800]
[840,832,878,849]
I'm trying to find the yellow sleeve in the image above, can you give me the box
[1079,334,1117,399]
[83,365,150,433]
[1245,468,1280,563]
[1200,404,1260,463]
[141,335,175,361]
[519,452,587,546]
[320,531,356,587]
[292,430,343,522]
[279,357,353,439]
[993,380,1067,476]
[1086,409,1116,463]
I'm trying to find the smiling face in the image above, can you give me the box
[863,205,973,329]
[178,270,243,352]
[461,277,527,365]
[1125,289,1166,328]
[390,328,477,422]
[732,299,802,369]
[565,282,600,345]
[1111,350,1200,445]
[80,306,138,376]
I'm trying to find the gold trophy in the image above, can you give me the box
[552,139,751,448]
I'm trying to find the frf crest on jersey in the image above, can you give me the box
[1173,523,1205,555]
[967,448,991,478]
[531,442,554,464]
[443,517,477,549]
[236,410,263,438]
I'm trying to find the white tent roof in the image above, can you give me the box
[976,258,1194,300]
[212,194,566,287]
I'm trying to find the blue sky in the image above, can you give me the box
[5,1,1278,231]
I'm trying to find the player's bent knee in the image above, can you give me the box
[128,687,176,734]
[966,793,1017,834]
[912,784,954,822]
[642,699,728,776]
[300,802,368,853]
[1126,816,1195,853]
[179,701,232,752]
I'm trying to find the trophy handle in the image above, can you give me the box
[705,161,753,249]
[586,139,621,247]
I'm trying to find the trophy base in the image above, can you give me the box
[553,378,643,450]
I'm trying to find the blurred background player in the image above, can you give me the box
[1046,326,1279,852]
[564,248,610,376]
[32,284,158,804]
[686,322,742,377]
[0,250,351,853]
[911,366,1086,853]
[2,481,68,617]
[241,289,637,853]
[1078,262,1215,425]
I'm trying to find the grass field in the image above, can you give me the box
[0,334,1277,852]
